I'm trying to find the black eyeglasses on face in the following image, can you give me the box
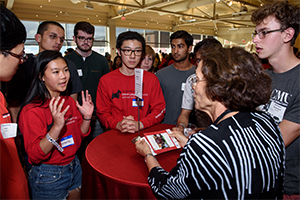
[0,50,28,64]
[120,48,142,56]
[77,36,94,42]
[252,28,284,39]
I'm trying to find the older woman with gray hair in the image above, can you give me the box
[136,47,284,199]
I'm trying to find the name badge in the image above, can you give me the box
[77,69,83,77]
[61,135,75,148]
[181,83,186,91]
[1,123,17,139]
[132,99,144,107]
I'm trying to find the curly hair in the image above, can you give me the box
[200,47,272,112]
[251,0,300,46]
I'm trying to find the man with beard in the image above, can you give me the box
[65,21,110,140]
[156,30,195,125]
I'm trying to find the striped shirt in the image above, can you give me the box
[148,111,285,199]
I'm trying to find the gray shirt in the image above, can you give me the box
[156,64,195,125]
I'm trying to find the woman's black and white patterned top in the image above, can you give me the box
[148,111,285,199]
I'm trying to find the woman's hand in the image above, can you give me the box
[76,90,94,119]
[169,130,188,148]
[49,96,69,131]
[135,139,152,157]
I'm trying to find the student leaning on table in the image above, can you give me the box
[0,5,29,199]
[96,31,165,133]
[136,47,285,199]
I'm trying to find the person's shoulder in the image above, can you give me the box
[91,51,106,59]
[156,65,173,75]
[101,69,120,81]
[144,70,159,80]
[65,51,78,59]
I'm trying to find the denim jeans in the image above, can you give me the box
[28,156,81,200]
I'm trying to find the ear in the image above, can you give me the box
[283,27,295,43]
[188,45,193,53]
[73,35,76,43]
[35,33,41,43]
[39,73,45,82]
[117,49,121,56]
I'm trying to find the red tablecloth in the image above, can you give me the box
[81,124,180,199]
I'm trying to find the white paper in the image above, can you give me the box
[135,68,143,99]
[1,123,17,139]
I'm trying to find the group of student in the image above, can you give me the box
[0,0,299,199]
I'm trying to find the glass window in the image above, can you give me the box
[94,26,106,41]
[22,21,39,39]
[66,24,75,39]
[116,27,127,39]
[145,30,158,47]
[128,28,144,36]
[160,31,170,48]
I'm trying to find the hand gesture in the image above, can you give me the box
[135,139,152,157]
[76,90,94,120]
[169,130,188,148]
[49,96,70,131]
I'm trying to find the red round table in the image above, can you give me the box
[81,124,181,199]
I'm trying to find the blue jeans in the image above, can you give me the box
[28,156,81,200]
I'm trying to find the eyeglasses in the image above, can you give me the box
[195,58,201,64]
[120,48,142,56]
[77,36,94,43]
[190,76,205,89]
[0,50,28,64]
[251,28,284,39]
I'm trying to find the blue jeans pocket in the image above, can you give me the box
[36,169,62,184]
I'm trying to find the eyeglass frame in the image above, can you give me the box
[0,50,28,63]
[76,36,94,43]
[120,48,143,56]
[251,28,284,39]
[190,76,206,89]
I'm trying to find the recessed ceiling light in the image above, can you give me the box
[36,14,38,17]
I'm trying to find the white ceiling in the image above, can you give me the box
[5,0,300,45]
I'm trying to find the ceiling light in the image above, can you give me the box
[70,0,80,4]
[228,1,232,6]
[85,1,94,10]
[229,25,239,31]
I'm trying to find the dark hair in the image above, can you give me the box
[116,31,146,54]
[194,38,222,56]
[170,30,193,47]
[37,21,64,35]
[0,5,26,51]
[23,50,70,107]
[74,21,95,36]
[200,47,272,112]
[251,1,300,46]
[112,55,122,70]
